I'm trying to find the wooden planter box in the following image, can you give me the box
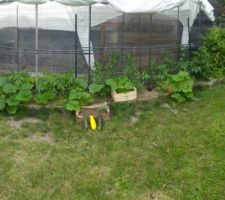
[75,102,111,123]
[111,88,137,102]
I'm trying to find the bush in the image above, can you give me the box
[0,72,34,114]
[160,71,194,104]
[191,27,225,79]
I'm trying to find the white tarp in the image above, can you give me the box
[0,0,215,67]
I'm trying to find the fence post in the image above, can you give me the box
[187,17,191,60]
[177,6,180,61]
[74,14,78,78]
[120,13,125,71]
[35,4,39,85]
[138,14,142,72]
[149,14,152,69]
[198,3,202,36]
[88,5,92,85]
[16,5,19,72]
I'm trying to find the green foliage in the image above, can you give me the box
[0,72,34,114]
[191,27,225,79]
[35,72,87,105]
[92,53,144,96]
[92,53,120,84]
[36,72,77,94]
[34,91,55,105]
[160,71,194,103]
[88,83,105,95]
[92,53,120,97]
[106,76,134,93]
[147,60,170,86]
[65,88,94,111]
[0,72,93,114]
[123,54,142,89]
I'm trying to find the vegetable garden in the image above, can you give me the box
[0,27,225,129]
[0,19,225,199]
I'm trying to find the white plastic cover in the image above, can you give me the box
[0,0,215,66]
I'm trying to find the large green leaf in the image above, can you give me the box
[171,93,186,104]
[89,83,104,94]
[0,77,7,87]
[20,83,34,91]
[0,95,6,111]
[16,90,32,102]
[3,83,17,94]
[34,91,55,105]
[69,88,91,100]
[65,100,82,111]
[6,97,19,107]
[75,78,88,89]
[6,105,17,115]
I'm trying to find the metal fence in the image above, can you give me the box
[0,3,213,81]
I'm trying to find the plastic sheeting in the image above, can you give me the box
[0,0,215,67]
[0,0,215,44]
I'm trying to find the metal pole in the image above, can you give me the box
[138,14,142,73]
[177,7,180,42]
[187,17,191,60]
[198,3,202,35]
[35,4,39,84]
[88,5,92,85]
[16,5,19,72]
[75,14,78,78]
[149,15,152,69]
[177,7,180,60]
[121,13,125,70]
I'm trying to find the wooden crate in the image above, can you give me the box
[111,88,137,103]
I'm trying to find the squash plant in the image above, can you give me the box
[34,72,87,105]
[106,76,134,93]
[65,87,94,112]
[160,71,194,104]
[0,72,33,114]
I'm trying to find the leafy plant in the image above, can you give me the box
[34,91,55,105]
[190,27,225,79]
[88,83,105,95]
[106,76,134,93]
[35,72,87,105]
[92,53,120,97]
[123,54,142,89]
[160,71,194,103]
[0,72,34,114]
[147,60,170,87]
[65,88,94,112]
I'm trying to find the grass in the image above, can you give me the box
[0,84,225,200]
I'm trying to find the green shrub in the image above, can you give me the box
[65,87,94,112]
[123,54,143,90]
[0,72,34,114]
[35,72,87,105]
[106,76,134,93]
[160,71,194,103]
[191,27,225,79]
[92,53,144,95]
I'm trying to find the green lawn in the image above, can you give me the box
[0,84,225,200]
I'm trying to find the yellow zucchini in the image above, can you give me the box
[89,115,97,130]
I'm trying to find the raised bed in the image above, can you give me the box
[111,88,137,103]
[75,102,111,124]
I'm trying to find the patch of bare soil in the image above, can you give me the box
[138,90,161,102]
[130,111,142,125]
[137,191,173,200]
[89,165,111,180]
[7,117,43,129]
[28,133,54,144]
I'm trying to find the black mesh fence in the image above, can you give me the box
[0,3,213,78]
